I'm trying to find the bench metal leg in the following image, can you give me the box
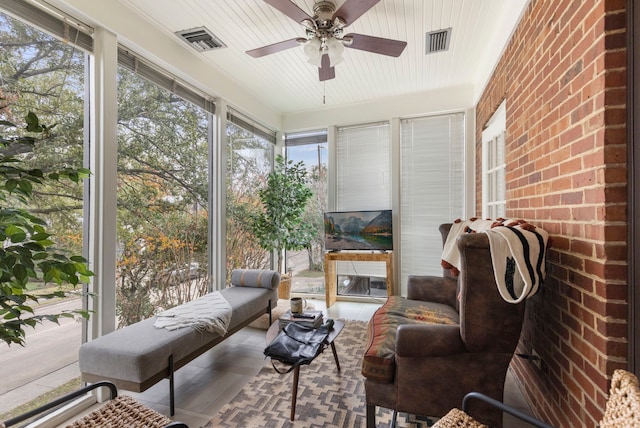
[168,354,175,416]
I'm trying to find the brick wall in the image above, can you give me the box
[475,0,628,425]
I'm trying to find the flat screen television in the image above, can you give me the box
[324,210,393,252]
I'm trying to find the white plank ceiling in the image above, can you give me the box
[119,0,528,114]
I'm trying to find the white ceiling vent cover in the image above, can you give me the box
[176,27,226,52]
[425,28,452,54]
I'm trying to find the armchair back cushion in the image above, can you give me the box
[457,232,525,352]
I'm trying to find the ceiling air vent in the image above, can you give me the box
[176,27,226,52]
[425,28,452,54]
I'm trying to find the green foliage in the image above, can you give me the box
[251,154,314,273]
[298,160,328,272]
[0,14,87,252]
[0,113,92,346]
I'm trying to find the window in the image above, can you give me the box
[285,130,328,294]
[225,109,275,281]
[116,52,212,328]
[482,101,506,218]
[0,3,90,414]
[335,122,391,294]
[400,113,465,293]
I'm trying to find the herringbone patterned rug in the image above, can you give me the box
[205,320,435,428]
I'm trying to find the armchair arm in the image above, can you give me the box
[407,275,457,306]
[396,324,464,357]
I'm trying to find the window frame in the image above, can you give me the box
[482,101,507,219]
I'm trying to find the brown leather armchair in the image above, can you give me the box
[362,223,527,427]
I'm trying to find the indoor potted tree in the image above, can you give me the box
[251,154,314,299]
[0,112,93,346]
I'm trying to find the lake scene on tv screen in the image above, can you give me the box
[324,210,392,251]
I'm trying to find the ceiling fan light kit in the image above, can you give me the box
[304,37,323,66]
[247,0,407,81]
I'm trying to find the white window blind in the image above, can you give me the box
[0,0,93,52]
[119,47,216,115]
[335,122,391,279]
[400,112,465,293]
[336,122,391,210]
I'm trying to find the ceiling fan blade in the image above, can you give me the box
[319,54,335,81]
[333,0,381,26]
[344,33,407,57]
[246,38,301,58]
[263,0,313,24]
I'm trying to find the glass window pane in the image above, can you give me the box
[286,132,328,295]
[483,112,506,217]
[0,10,87,413]
[225,120,273,281]
[116,66,210,328]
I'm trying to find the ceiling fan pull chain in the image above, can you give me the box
[323,81,326,105]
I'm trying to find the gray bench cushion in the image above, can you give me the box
[79,285,277,387]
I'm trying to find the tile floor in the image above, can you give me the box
[80,298,535,427]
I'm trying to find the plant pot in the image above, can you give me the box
[278,273,292,300]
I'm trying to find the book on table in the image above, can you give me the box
[279,309,324,329]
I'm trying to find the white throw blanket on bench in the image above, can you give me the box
[154,291,232,336]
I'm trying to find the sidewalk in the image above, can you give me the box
[0,363,80,415]
[0,298,82,416]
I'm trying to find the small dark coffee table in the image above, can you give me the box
[266,319,345,421]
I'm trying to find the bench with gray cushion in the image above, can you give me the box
[79,269,280,415]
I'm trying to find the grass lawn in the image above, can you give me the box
[0,377,82,422]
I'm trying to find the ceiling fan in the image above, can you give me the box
[246,0,407,81]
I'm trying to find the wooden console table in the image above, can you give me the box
[324,251,393,307]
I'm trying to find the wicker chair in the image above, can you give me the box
[433,369,640,428]
[2,381,188,428]
[600,369,640,427]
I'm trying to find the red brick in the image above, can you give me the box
[571,205,596,220]
[602,144,626,162]
[596,282,626,308]
[596,318,627,337]
[603,224,627,241]
[603,185,627,202]
[570,239,594,257]
[572,169,597,188]
[603,31,626,50]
